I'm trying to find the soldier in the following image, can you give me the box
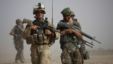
[57,7,82,64]
[23,3,56,64]
[9,19,25,63]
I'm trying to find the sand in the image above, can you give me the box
[0,50,113,64]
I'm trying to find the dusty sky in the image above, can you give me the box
[0,0,113,63]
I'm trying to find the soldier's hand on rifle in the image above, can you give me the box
[73,30,83,40]
[66,29,82,39]
[45,29,52,35]
[9,32,15,36]
[31,25,39,30]
[66,28,74,34]
[61,29,73,35]
[61,31,66,35]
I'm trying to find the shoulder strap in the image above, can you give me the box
[73,18,81,30]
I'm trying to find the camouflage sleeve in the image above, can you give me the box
[22,18,33,39]
[76,19,82,30]
[23,25,31,39]
[18,24,24,32]
[47,21,52,27]
[9,25,16,36]
[23,18,33,25]
[56,21,62,30]
[45,21,56,32]
[56,22,60,30]
[46,21,59,44]
[23,25,33,44]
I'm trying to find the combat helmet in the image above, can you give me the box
[16,19,22,25]
[61,7,72,16]
[33,3,46,14]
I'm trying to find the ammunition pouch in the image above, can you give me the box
[79,46,90,60]
[32,32,50,45]
[83,51,90,60]
[26,36,34,44]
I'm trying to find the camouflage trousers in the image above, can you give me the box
[31,44,51,64]
[61,43,82,64]
[14,39,24,63]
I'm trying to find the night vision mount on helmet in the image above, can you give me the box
[33,3,46,14]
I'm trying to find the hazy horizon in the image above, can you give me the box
[0,0,113,63]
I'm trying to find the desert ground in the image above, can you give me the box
[84,50,113,64]
[0,50,113,64]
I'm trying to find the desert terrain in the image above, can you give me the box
[0,50,113,64]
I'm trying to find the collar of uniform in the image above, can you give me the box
[36,18,44,22]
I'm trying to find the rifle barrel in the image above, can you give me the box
[94,39,102,44]
[82,32,102,44]
[85,43,93,48]
[83,40,94,46]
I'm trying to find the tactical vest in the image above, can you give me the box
[58,19,80,49]
[31,19,56,45]
[30,19,48,44]
[14,25,23,40]
[14,25,23,35]
[73,19,81,30]
[24,18,56,45]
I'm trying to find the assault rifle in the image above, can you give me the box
[60,21,102,48]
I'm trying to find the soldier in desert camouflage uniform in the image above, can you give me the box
[57,7,82,64]
[10,19,25,63]
[23,3,56,64]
